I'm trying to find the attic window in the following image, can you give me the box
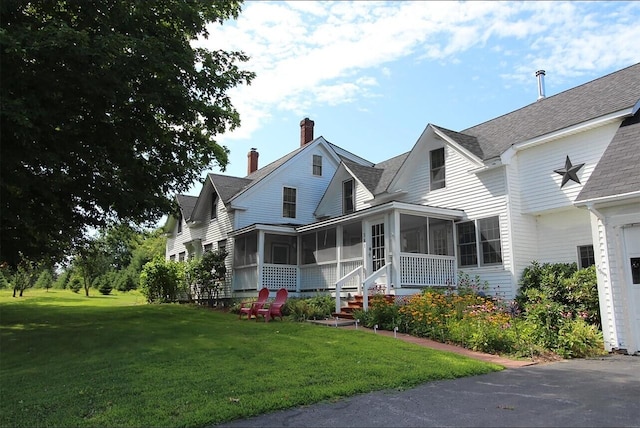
[177,212,183,234]
[283,187,296,218]
[313,155,322,176]
[430,147,445,190]
[343,179,354,214]
[211,192,218,220]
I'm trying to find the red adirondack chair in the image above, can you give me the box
[256,288,288,322]
[238,287,269,320]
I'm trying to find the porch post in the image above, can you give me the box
[257,230,264,291]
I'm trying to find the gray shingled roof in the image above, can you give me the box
[207,173,252,203]
[576,112,640,202]
[431,125,484,159]
[344,161,383,194]
[344,152,410,196]
[444,62,640,160]
[176,194,198,221]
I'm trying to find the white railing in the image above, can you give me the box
[400,253,456,287]
[335,266,363,315]
[262,264,297,291]
[362,263,390,311]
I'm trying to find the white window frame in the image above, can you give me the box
[312,155,322,176]
[456,216,502,267]
[343,179,354,214]
[430,147,446,190]
[577,244,595,269]
[283,186,297,219]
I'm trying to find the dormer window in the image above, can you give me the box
[343,179,354,214]
[430,147,445,190]
[211,192,218,220]
[313,155,322,176]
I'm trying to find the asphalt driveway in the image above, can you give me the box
[216,354,639,427]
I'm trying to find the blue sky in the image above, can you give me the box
[189,0,640,195]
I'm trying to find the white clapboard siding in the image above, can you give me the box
[504,160,539,288]
[534,208,592,264]
[517,123,620,214]
[234,144,340,229]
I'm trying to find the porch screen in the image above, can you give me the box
[265,234,297,265]
[301,228,337,264]
[234,234,257,266]
[342,221,362,260]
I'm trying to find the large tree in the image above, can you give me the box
[0,1,254,267]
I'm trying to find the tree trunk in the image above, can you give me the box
[13,287,17,297]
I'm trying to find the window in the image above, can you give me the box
[283,187,296,218]
[456,222,477,267]
[457,216,502,267]
[478,217,502,265]
[218,239,227,255]
[430,148,445,190]
[177,212,182,234]
[343,179,354,214]
[578,245,595,269]
[211,192,218,219]
[169,255,175,261]
[203,243,213,253]
[178,252,186,262]
[313,155,322,176]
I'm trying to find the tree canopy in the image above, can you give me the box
[0,0,254,267]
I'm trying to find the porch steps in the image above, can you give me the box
[331,294,394,320]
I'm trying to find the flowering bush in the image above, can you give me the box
[355,263,605,359]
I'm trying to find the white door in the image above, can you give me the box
[366,218,386,275]
[622,224,640,353]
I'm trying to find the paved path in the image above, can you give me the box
[217,324,640,427]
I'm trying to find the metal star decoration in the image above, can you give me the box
[554,155,584,188]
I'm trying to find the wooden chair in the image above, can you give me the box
[238,287,269,320]
[256,288,288,322]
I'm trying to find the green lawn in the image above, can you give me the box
[0,289,502,427]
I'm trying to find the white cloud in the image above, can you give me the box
[196,0,640,143]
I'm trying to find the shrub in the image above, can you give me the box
[139,258,184,303]
[97,277,113,295]
[68,277,82,293]
[556,318,606,358]
[282,295,335,321]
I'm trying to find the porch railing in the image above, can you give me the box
[400,253,456,287]
[335,266,363,315]
[361,264,390,311]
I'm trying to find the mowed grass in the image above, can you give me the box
[0,289,502,427]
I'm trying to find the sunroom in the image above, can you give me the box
[229,202,464,304]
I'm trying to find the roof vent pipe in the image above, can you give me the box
[536,70,546,101]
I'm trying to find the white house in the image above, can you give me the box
[166,63,640,354]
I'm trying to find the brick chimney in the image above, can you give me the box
[300,117,314,146]
[247,148,259,174]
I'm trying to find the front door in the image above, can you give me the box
[623,224,640,353]
[367,218,386,274]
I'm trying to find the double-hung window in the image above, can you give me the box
[456,216,502,267]
[343,179,354,214]
[211,192,218,220]
[578,245,595,269]
[283,187,296,218]
[430,147,445,190]
[313,155,322,176]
